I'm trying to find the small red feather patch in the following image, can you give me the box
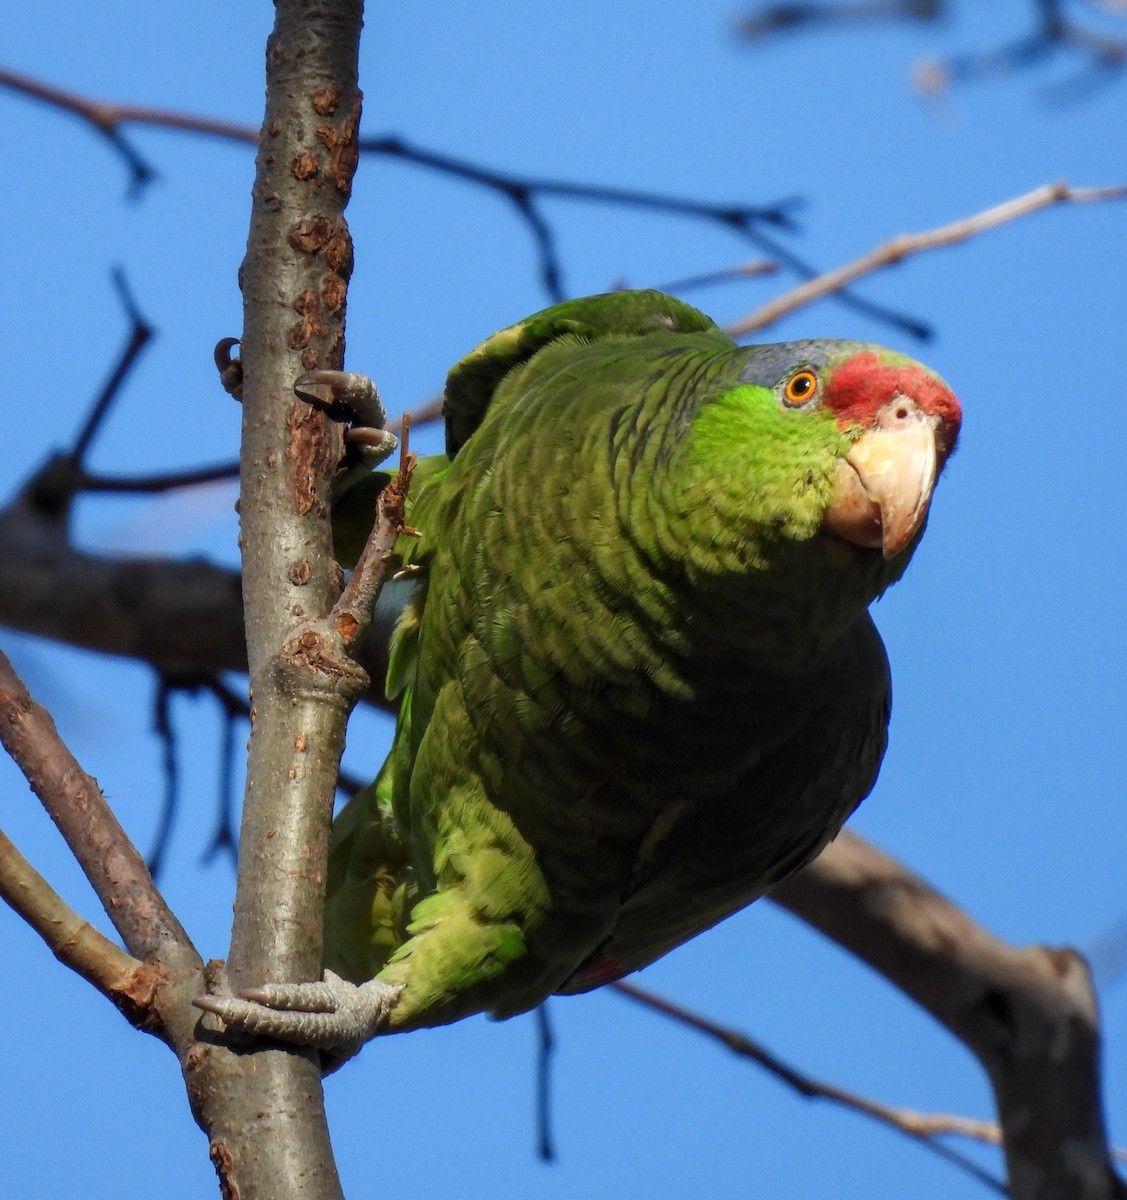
[827,351,961,446]
[569,953,625,990]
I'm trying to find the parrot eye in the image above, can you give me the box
[782,369,818,406]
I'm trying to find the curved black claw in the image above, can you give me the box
[214,338,243,400]
[294,369,386,429]
[294,369,399,469]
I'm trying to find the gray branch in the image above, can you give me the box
[0,483,397,705]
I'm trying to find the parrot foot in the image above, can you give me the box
[194,970,403,1060]
[294,369,398,468]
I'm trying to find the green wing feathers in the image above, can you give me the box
[441,289,723,455]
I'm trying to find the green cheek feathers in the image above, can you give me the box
[679,385,849,548]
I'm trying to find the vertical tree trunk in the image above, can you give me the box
[191,3,366,1196]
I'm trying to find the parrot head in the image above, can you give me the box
[769,344,962,560]
[672,336,961,665]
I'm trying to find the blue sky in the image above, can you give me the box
[1,2,1125,1197]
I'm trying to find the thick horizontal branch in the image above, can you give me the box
[0,484,246,675]
[727,181,1127,337]
[0,485,398,707]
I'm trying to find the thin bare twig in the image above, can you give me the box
[726,181,1127,337]
[70,269,154,464]
[737,0,941,41]
[387,395,443,438]
[330,418,417,641]
[914,0,1127,97]
[0,66,255,197]
[0,66,926,336]
[198,676,251,865]
[18,271,156,524]
[149,677,180,879]
[535,1003,557,1163]
[649,258,778,295]
[735,1,1127,95]
[362,134,809,307]
[80,461,240,493]
[612,979,1006,1193]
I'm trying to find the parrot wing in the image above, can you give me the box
[442,289,722,455]
[560,613,891,991]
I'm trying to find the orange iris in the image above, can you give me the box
[783,370,818,405]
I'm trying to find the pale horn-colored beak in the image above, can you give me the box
[822,397,939,559]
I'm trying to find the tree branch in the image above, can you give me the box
[0,824,170,1029]
[0,486,243,670]
[0,646,198,970]
[649,258,778,295]
[736,0,941,41]
[0,65,927,335]
[0,471,400,711]
[773,831,1126,1200]
[914,0,1127,97]
[613,979,1008,1192]
[328,424,416,645]
[79,461,240,493]
[0,65,256,197]
[387,394,442,438]
[0,647,255,1185]
[734,1,1127,95]
[726,181,1127,337]
[199,3,367,1196]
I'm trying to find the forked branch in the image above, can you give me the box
[0,823,165,1026]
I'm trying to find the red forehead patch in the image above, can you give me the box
[826,351,962,440]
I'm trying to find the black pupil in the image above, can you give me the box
[792,374,811,396]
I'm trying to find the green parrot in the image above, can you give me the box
[197,290,961,1055]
